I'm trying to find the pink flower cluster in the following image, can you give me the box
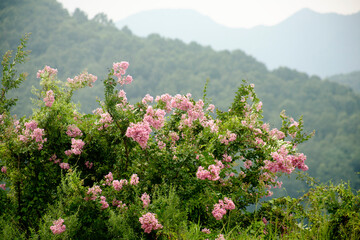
[112,199,127,209]
[85,185,102,201]
[43,90,55,107]
[18,120,47,150]
[264,145,308,174]
[67,72,97,89]
[212,197,236,220]
[59,162,70,170]
[142,94,153,105]
[256,101,263,111]
[113,61,133,85]
[269,128,285,140]
[1,166,7,174]
[112,179,128,191]
[97,112,113,130]
[202,228,211,234]
[171,94,193,111]
[141,192,151,208]
[85,161,93,169]
[130,174,139,185]
[50,218,66,235]
[65,138,85,156]
[139,212,163,233]
[37,65,58,79]
[104,172,113,186]
[143,106,166,130]
[244,160,252,169]
[100,196,109,210]
[222,153,232,163]
[196,161,224,181]
[0,184,5,190]
[219,130,237,145]
[66,124,82,137]
[155,93,172,112]
[215,234,226,240]
[125,121,152,149]
[49,154,69,170]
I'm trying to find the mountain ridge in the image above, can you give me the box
[116,8,360,78]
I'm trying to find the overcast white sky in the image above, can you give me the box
[57,0,360,28]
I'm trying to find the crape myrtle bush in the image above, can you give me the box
[0,36,312,239]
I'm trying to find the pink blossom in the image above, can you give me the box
[141,192,151,208]
[139,212,163,233]
[223,197,235,210]
[50,218,66,235]
[100,196,109,210]
[85,185,102,201]
[104,172,113,186]
[59,163,69,170]
[37,65,58,79]
[157,140,166,149]
[98,112,113,130]
[196,164,222,181]
[269,128,285,140]
[244,160,252,169]
[212,197,235,220]
[130,174,139,185]
[1,166,7,174]
[202,228,211,234]
[31,128,47,144]
[256,101,263,111]
[113,62,132,85]
[262,217,268,225]
[262,123,270,132]
[85,161,93,169]
[206,104,215,112]
[66,124,82,137]
[155,93,173,112]
[171,94,193,111]
[24,120,38,131]
[64,150,72,156]
[212,202,227,220]
[143,106,166,130]
[289,118,299,128]
[125,121,152,149]
[70,138,85,155]
[43,90,55,107]
[0,184,5,190]
[219,130,237,145]
[222,154,232,163]
[112,179,128,191]
[67,72,97,89]
[265,145,308,174]
[112,199,127,209]
[142,94,154,104]
[215,234,226,240]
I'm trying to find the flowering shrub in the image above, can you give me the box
[50,218,66,235]
[0,37,314,239]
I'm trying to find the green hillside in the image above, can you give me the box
[326,71,360,93]
[1,0,359,194]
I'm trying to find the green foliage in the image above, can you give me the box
[0,33,30,113]
[1,0,359,196]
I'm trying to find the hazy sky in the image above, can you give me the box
[57,0,360,28]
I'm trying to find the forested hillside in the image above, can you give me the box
[1,0,359,195]
[326,71,360,93]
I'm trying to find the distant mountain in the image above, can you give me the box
[116,8,360,78]
[326,71,360,93]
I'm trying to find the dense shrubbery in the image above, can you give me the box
[1,36,359,240]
